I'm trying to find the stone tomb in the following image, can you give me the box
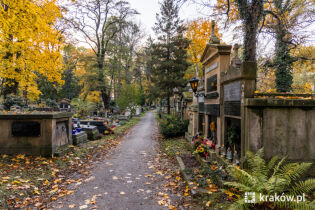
[80,125,99,140]
[199,22,232,149]
[0,112,72,156]
[72,131,88,145]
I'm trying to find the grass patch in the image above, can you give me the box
[160,137,192,157]
[0,115,141,209]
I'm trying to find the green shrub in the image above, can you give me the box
[159,114,189,138]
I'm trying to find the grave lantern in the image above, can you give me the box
[189,77,199,94]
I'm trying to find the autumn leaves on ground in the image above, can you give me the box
[0,118,140,209]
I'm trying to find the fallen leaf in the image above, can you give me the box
[206,201,212,207]
[79,205,88,209]
[34,202,42,207]
[69,204,76,208]
[157,200,166,205]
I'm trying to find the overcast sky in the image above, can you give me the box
[128,0,210,37]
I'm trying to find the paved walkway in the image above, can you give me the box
[50,112,166,210]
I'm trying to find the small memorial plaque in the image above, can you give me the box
[205,104,220,116]
[205,62,218,74]
[12,121,41,137]
[207,75,217,92]
[199,103,205,113]
[224,81,241,101]
[224,101,241,116]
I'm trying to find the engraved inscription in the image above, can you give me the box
[224,81,241,101]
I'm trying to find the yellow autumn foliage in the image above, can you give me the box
[0,0,64,100]
[185,18,221,79]
[186,18,221,64]
[86,91,101,104]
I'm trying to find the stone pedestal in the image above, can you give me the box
[221,61,257,162]
[185,103,198,142]
[0,112,72,156]
[81,125,99,140]
[72,131,88,145]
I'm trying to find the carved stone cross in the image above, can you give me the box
[233,44,240,58]
[211,20,215,36]
[231,43,241,67]
[209,20,220,44]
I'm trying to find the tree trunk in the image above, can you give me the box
[167,96,170,115]
[274,24,293,92]
[237,0,264,63]
[97,54,109,110]
[243,21,258,62]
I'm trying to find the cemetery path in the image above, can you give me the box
[50,112,167,210]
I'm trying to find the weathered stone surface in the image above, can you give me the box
[221,62,257,84]
[245,98,315,107]
[80,125,99,140]
[0,112,72,119]
[72,131,88,145]
[244,100,315,175]
[0,112,72,156]
[224,81,241,101]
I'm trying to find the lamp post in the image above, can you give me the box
[189,77,204,97]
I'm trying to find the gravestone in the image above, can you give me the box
[0,112,73,156]
[136,107,141,116]
[77,120,109,135]
[224,81,241,116]
[72,131,88,145]
[80,125,99,140]
[199,21,232,148]
[221,44,256,160]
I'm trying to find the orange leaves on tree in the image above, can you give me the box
[214,0,239,23]
[185,18,221,79]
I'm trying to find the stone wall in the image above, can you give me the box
[244,98,315,174]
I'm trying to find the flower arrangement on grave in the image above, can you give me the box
[194,143,208,158]
[203,138,216,150]
[192,136,203,150]
[192,136,210,158]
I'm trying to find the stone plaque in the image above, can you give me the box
[205,92,219,99]
[207,75,217,92]
[12,121,41,137]
[224,101,241,116]
[224,81,241,101]
[198,95,204,103]
[199,103,205,113]
[205,104,220,116]
[205,62,218,74]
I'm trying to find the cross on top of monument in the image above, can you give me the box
[233,44,240,56]
[231,43,242,67]
[211,20,215,36]
[209,20,220,44]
